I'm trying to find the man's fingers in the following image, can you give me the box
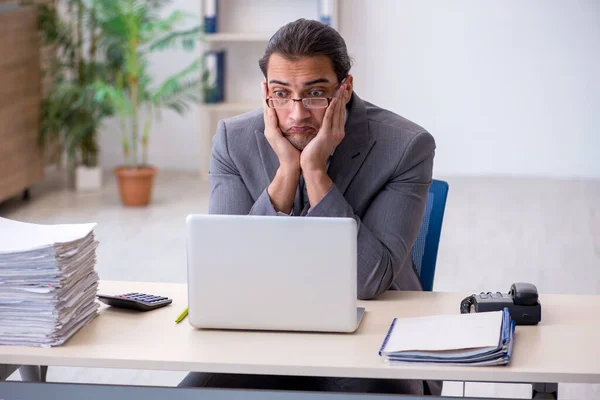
[326,83,346,146]
[337,84,347,130]
[262,82,279,132]
[264,110,279,137]
[322,97,336,132]
[266,106,278,125]
[262,82,275,117]
[261,82,269,111]
[327,85,344,134]
[334,86,343,130]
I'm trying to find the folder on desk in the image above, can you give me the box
[379,308,515,366]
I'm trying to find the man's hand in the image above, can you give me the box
[301,82,349,208]
[262,82,301,172]
[300,81,348,173]
[262,81,300,214]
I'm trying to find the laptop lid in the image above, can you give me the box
[186,214,358,332]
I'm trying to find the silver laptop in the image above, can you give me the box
[186,214,365,333]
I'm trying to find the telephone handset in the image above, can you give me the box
[460,282,541,325]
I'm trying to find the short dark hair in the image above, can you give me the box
[258,19,352,83]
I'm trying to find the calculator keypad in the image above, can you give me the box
[119,293,168,303]
[97,292,172,312]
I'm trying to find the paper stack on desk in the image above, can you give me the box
[379,308,515,366]
[0,217,100,347]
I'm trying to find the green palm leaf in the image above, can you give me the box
[153,78,202,114]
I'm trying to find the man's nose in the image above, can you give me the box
[289,100,311,122]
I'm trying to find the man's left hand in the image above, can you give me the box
[300,82,349,173]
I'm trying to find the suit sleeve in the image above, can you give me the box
[306,131,435,300]
[208,120,278,216]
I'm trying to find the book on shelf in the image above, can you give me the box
[319,0,332,26]
[202,0,218,33]
[202,50,225,104]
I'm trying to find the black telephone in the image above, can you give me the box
[460,282,541,325]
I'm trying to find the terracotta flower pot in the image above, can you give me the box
[114,166,157,207]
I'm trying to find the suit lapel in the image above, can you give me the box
[328,93,376,195]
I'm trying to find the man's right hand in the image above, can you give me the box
[262,82,301,171]
[262,81,300,214]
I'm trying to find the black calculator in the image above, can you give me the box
[97,293,172,311]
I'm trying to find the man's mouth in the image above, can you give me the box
[287,126,314,134]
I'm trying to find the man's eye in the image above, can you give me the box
[308,90,325,97]
[274,91,289,98]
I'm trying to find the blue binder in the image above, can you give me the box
[319,0,332,26]
[202,50,225,103]
[203,0,218,33]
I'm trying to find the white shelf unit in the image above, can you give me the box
[198,0,339,176]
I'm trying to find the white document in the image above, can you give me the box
[381,311,503,355]
[0,217,96,254]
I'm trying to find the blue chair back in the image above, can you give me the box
[411,179,449,291]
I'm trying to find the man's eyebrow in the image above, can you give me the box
[303,78,331,86]
[267,78,332,87]
[268,79,289,86]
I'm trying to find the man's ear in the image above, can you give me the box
[344,75,354,104]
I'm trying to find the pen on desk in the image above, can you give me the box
[175,307,188,323]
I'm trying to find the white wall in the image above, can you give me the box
[340,0,600,178]
[101,0,600,178]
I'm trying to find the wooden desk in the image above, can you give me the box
[1,281,600,399]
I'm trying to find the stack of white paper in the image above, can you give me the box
[0,217,100,347]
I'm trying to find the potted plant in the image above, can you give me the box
[93,0,203,206]
[38,0,112,191]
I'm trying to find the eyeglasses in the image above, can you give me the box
[265,79,346,110]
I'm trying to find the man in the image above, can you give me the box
[180,19,439,395]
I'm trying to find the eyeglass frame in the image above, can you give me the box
[264,77,348,110]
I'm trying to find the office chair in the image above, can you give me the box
[411,179,449,292]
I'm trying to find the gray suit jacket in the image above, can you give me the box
[208,93,436,300]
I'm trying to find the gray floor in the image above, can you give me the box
[1,170,599,399]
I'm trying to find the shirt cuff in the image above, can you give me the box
[276,209,294,216]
